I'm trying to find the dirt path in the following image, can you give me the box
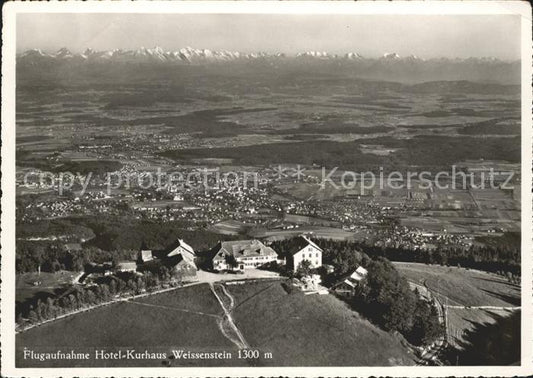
[128,285,251,351]
[408,280,447,365]
[218,283,235,310]
[209,283,249,349]
[126,299,220,318]
[445,305,520,310]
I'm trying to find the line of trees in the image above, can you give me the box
[351,258,444,346]
[314,236,520,279]
[273,237,444,346]
[16,241,136,273]
[16,267,177,329]
[16,216,236,274]
[161,134,520,172]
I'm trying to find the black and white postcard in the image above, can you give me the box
[2,1,532,377]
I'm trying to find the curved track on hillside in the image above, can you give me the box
[210,283,249,349]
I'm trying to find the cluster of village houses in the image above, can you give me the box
[84,235,367,293]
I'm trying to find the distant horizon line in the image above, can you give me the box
[16,46,520,62]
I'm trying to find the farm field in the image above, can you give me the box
[208,219,249,235]
[16,271,78,303]
[253,226,356,241]
[438,307,521,365]
[393,262,520,307]
[446,307,517,350]
[393,262,520,364]
[226,280,415,366]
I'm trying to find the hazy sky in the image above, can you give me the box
[17,13,521,60]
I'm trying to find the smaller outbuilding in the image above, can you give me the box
[332,266,368,296]
[137,238,198,281]
[138,249,154,263]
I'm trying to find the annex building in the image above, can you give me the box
[285,235,323,272]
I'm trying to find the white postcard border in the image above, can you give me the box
[2,1,532,377]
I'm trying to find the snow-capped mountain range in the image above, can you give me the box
[20,46,277,64]
[17,46,510,65]
[17,46,519,85]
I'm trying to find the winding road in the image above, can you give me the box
[407,280,447,365]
